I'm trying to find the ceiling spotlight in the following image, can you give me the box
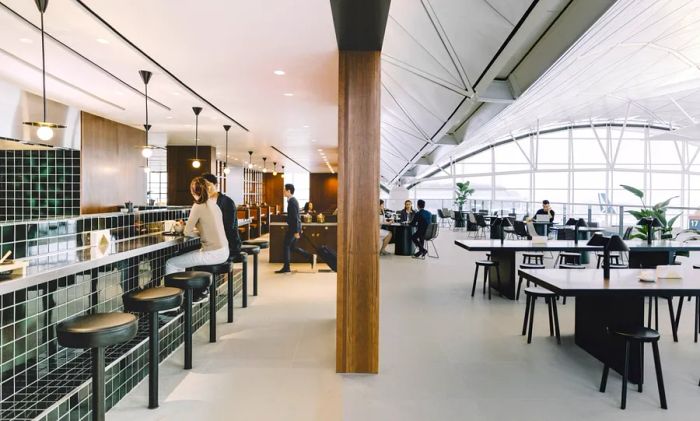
[303,125,310,128]
[317,149,322,152]
[283,93,294,97]
[19,38,32,43]
[165,116,173,119]
[273,70,286,76]
[96,38,109,44]
[311,139,316,143]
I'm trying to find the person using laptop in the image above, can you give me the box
[535,200,555,222]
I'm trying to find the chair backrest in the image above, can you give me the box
[513,220,528,237]
[425,223,439,240]
[475,213,487,227]
[437,209,445,218]
[468,212,477,224]
[622,226,633,240]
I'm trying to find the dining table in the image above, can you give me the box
[517,267,700,384]
[382,222,416,256]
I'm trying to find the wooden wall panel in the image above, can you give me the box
[80,112,146,214]
[166,146,216,205]
[336,51,381,374]
[310,173,338,213]
[263,172,284,210]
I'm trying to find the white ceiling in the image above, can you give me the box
[423,0,700,176]
[0,0,338,172]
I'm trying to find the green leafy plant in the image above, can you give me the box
[454,181,475,212]
[620,184,680,240]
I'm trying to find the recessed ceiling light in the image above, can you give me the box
[273,70,286,76]
[317,149,323,152]
[283,93,294,97]
[303,125,309,128]
[96,38,109,44]
[311,139,316,143]
[165,116,173,120]
[19,38,32,44]
[172,92,181,96]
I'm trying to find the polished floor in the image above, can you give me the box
[111,228,700,420]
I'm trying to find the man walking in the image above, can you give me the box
[410,199,432,258]
[276,183,314,273]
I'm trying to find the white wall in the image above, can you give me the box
[225,166,244,204]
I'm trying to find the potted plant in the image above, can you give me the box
[620,184,680,240]
[454,181,475,228]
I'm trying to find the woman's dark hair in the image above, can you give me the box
[190,177,209,204]
[304,202,314,212]
[379,199,384,205]
[542,200,550,205]
[284,183,295,195]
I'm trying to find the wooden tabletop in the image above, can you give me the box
[518,268,700,296]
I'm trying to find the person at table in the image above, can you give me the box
[535,200,555,222]
[380,199,393,256]
[303,201,317,215]
[165,177,229,275]
[410,199,432,258]
[202,173,241,258]
[276,183,314,273]
[399,200,415,223]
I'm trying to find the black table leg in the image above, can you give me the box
[575,294,644,384]
[487,249,516,300]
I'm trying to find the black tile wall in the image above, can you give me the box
[0,150,80,222]
[0,238,243,420]
[0,209,190,260]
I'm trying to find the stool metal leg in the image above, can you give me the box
[695,295,699,343]
[621,340,630,409]
[227,269,234,323]
[184,289,193,370]
[668,298,679,342]
[651,341,668,409]
[552,299,561,344]
[638,342,644,393]
[547,297,554,337]
[522,295,531,336]
[527,297,536,344]
[91,347,105,421]
[253,254,259,296]
[148,311,159,409]
[209,278,217,343]
[600,364,609,393]
[471,266,479,298]
[242,257,248,308]
[516,276,523,301]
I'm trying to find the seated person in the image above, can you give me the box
[303,201,317,215]
[410,200,432,258]
[535,200,555,222]
[202,173,241,258]
[379,199,392,256]
[165,177,229,301]
[399,200,415,223]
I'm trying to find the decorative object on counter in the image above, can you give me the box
[302,213,313,223]
[587,233,629,279]
[124,201,135,213]
[638,216,663,246]
[223,124,232,175]
[248,150,254,169]
[273,161,278,176]
[22,0,66,141]
[316,213,326,223]
[191,106,203,168]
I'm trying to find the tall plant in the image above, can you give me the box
[620,184,680,240]
[454,181,475,212]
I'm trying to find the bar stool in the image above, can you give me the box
[241,244,261,297]
[192,261,234,341]
[57,313,138,421]
[557,252,581,266]
[522,287,561,344]
[230,252,249,308]
[470,260,501,300]
[123,287,183,409]
[522,253,544,265]
[243,239,269,250]
[674,265,700,343]
[164,271,212,369]
[599,327,667,410]
[596,252,621,268]
[516,263,545,300]
[646,296,680,342]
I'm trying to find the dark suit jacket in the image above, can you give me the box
[399,209,415,223]
[216,193,241,256]
[411,209,432,237]
[287,196,302,234]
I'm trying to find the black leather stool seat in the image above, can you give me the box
[241,244,261,255]
[192,262,232,275]
[57,312,138,348]
[475,260,497,266]
[522,287,561,344]
[520,263,545,270]
[164,271,212,290]
[243,240,269,249]
[612,326,660,342]
[523,252,544,258]
[524,287,555,297]
[124,287,184,313]
[559,264,585,269]
[560,251,581,257]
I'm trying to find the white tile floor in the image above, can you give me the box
[111,229,700,420]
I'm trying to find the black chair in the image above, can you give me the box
[57,313,138,421]
[557,252,581,266]
[596,252,622,268]
[513,220,530,240]
[437,208,451,228]
[164,271,212,369]
[673,265,700,344]
[474,213,489,238]
[123,287,183,409]
[599,327,667,410]
[241,244,261,297]
[516,264,545,300]
[470,260,501,300]
[522,287,560,344]
[191,261,234,341]
[522,253,544,265]
[424,223,440,258]
[646,296,680,342]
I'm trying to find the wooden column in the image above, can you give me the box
[336,50,381,373]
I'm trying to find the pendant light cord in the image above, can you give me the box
[40,10,47,122]
[225,131,228,167]
[195,114,199,160]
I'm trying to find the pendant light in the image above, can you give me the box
[192,106,202,168]
[139,70,152,173]
[223,124,231,175]
[248,151,253,169]
[262,157,267,173]
[281,165,285,179]
[23,0,65,141]
[272,161,278,176]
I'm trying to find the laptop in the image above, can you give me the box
[535,214,551,222]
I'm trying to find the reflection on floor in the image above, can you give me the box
[111,229,700,421]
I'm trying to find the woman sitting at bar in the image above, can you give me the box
[165,177,229,274]
[303,201,317,215]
